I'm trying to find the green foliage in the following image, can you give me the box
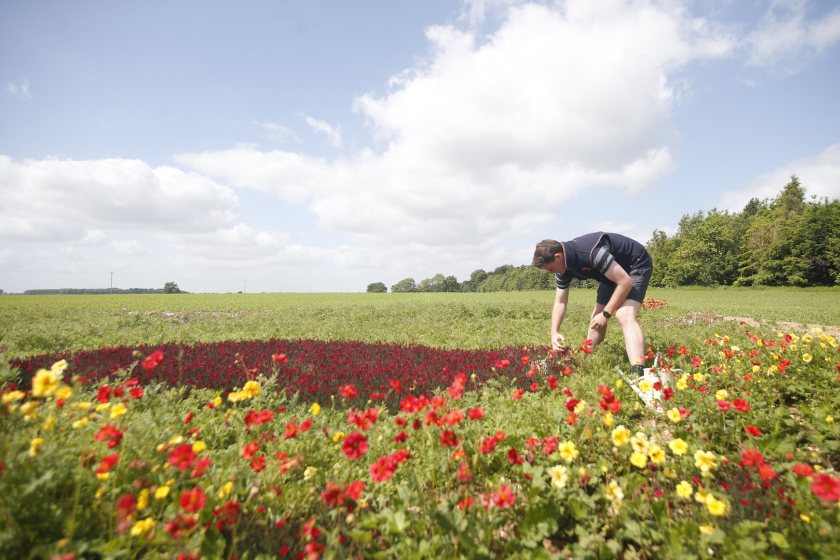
[651,176,839,288]
[163,282,181,294]
[391,278,417,293]
[366,282,388,293]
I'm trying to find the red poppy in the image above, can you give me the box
[370,455,397,483]
[467,407,484,420]
[141,350,164,371]
[96,453,120,475]
[744,425,762,437]
[339,384,358,399]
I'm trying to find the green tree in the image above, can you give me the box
[163,282,181,294]
[391,278,417,293]
[366,282,387,293]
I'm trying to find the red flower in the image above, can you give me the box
[811,473,840,502]
[250,454,267,473]
[467,407,484,420]
[456,462,472,482]
[491,484,516,508]
[179,486,207,513]
[511,389,523,401]
[115,492,136,519]
[388,379,403,394]
[740,449,765,468]
[94,424,124,448]
[495,359,510,369]
[166,514,198,538]
[345,480,366,500]
[458,496,474,510]
[370,455,397,483]
[394,431,408,444]
[733,399,750,413]
[339,384,358,399]
[320,482,346,507]
[342,432,368,460]
[141,350,164,371]
[191,457,212,478]
[744,425,762,437]
[96,453,120,475]
[244,409,274,429]
[241,441,260,459]
[129,386,144,399]
[96,385,111,403]
[166,444,196,471]
[439,430,460,448]
[507,448,524,465]
[271,353,288,364]
[757,463,777,481]
[716,400,732,412]
[792,463,814,477]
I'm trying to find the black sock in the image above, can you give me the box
[630,364,644,377]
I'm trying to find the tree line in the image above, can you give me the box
[367,177,839,293]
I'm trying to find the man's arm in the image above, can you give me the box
[551,287,570,350]
[589,261,633,331]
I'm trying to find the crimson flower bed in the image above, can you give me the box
[11,339,571,404]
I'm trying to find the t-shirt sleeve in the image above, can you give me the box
[555,272,572,290]
[591,242,615,275]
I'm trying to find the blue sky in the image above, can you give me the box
[2,0,839,293]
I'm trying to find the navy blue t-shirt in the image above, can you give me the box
[555,232,651,289]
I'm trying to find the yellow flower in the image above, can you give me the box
[50,359,69,375]
[666,408,682,423]
[648,444,665,464]
[715,389,728,401]
[192,441,206,453]
[573,399,587,414]
[72,418,89,429]
[664,467,677,479]
[32,369,60,398]
[332,431,346,443]
[751,364,760,373]
[676,375,688,390]
[558,441,579,463]
[303,466,317,480]
[130,518,155,537]
[802,353,812,363]
[228,380,262,402]
[800,514,810,523]
[212,396,222,407]
[638,379,653,392]
[547,465,569,489]
[311,402,321,416]
[95,402,111,412]
[826,416,834,424]
[605,480,624,502]
[669,438,688,456]
[675,480,693,499]
[110,403,127,418]
[615,379,624,388]
[611,426,631,447]
[699,524,714,535]
[695,488,711,504]
[155,485,171,500]
[137,489,149,510]
[602,412,614,427]
[218,481,234,498]
[168,435,184,445]
[20,401,40,417]
[706,496,727,516]
[2,390,25,404]
[630,432,649,454]
[28,437,44,457]
[694,450,717,473]
[41,415,57,431]
[55,386,73,400]
[694,373,706,384]
[630,451,648,468]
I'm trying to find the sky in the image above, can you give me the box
[1,0,839,294]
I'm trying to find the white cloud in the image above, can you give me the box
[719,143,840,211]
[0,155,240,242]
[6,77,31,100]
[259,121,299,142]
[179,0,731,251]
[304,116,343,147]
[746,0,840,72]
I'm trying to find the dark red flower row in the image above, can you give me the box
[11,339,571,404]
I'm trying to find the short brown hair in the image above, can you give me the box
[532,239,563,267]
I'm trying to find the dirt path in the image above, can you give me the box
[677,311,840,339]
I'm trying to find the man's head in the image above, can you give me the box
[532,239,564,271]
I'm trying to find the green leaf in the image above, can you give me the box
[769,532,790,550]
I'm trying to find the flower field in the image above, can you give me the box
[1,292,839,559]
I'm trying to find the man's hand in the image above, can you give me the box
[551,332,566,351]
[589,313,609,332]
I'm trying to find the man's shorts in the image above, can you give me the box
[596,263,653,306]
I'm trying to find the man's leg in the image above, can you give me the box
[587,304,607,346]
[615,300,644,367]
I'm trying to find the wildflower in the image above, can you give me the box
[339,384,358,399]
[332,431,345,443]
[699,524,714,535]
[250,454,267,473]
[630,432,649,454]
[168,444,197,471]
[217,481,233,499]
[675,481,693,499]
[342,432,368,460]
[811,473,840,502]
[115,493,137,519]
[715,389,728,401]
[744,425,762,437]
[141,350,164,371]
[28,437,44,457]
[669,438,688,456]
[706,496,727,516]
[310,402,321,416]
[303,466,317,481]
[800,514,811,523]
[492,484,516,508]
[467,407,484,420]
[155,486,171,500]
[96,453,120,475]
[1,390,25,404]
[548,465,569,489]
[456,462,472,483]
[611,425,631,447]
[666,408,682,423]
[137,488,149,510]
[827,416,835,424]
[792,463,814,477]
[179,486,207,513]
[733,399,750,413]
[94,424,124,448]
[602,412,614,427]
[31,369,60,398]
[110,403,128,419]
[630,452,648,469]
[694,450,717,473]
[370,455,397,483]
[802,353,812,363]
[130,518,154,537]
[648,444,666,464]
[558,441,579,463]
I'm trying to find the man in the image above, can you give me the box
[532,232,653,376]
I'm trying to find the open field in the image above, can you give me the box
[1,287,839,358]
[1,287,839,558]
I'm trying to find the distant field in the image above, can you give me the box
[1,287,838,358]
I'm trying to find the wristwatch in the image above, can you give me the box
[602,310,612,319]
